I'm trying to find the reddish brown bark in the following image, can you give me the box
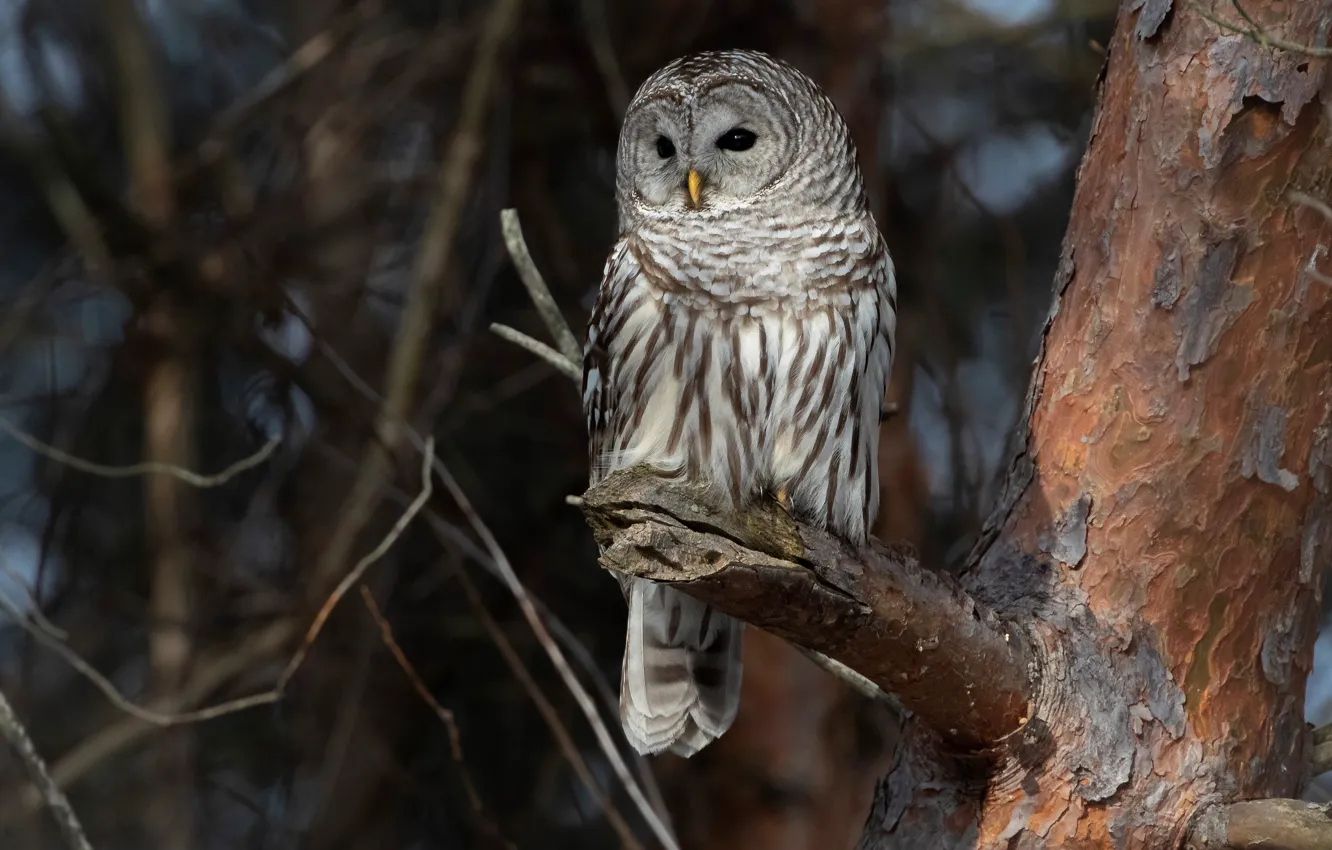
[870,0,1332,845]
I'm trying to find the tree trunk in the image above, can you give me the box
[577,1,1332,847]
[865,0,1332,844]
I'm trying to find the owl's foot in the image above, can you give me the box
[774,487,793,514]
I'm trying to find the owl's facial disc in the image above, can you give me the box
[621,82,799,213]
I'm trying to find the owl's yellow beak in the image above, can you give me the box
[687,170,703,206]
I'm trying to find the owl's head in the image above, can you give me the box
[615,50,864,223]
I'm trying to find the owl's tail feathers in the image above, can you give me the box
[620,580,744,758]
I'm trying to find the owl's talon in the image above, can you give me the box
[774,487,792,513]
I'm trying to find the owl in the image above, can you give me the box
[583,50,897,757]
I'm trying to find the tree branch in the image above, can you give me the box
[498,208,583,366]
[1191,799,1332,850]
[0,417,278,486]
[0,685,94,850]
[1193,0,1332,57]
[579,465,1033,749]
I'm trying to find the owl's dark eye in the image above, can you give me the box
[716,128,757,152]
[655,136,676,159]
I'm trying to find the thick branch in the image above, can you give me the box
[1190,799,1332,850]
[580,466,1033,749]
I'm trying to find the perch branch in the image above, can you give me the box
[0,685,94,850]
[580,465,1033,748]
[1191,799,1332,850]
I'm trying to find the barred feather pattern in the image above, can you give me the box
[584,50,897,757]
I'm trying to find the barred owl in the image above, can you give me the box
[583,50,897,757]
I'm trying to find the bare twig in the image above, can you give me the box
[310,0,520,597]
[0,559,68,639]
[1288,191,1332,287]
[0,418,278,486]
[17,619,299,814]
[1194,1,1332,57]
[359,586,510,848]
[489,323,582,381]
[449,567,644,850]
[431,458,680,850]
[793,645,901,710]
[104,0,175,224]
[498,209,584,365]
[280,438,435,686]
[0,589,280,727]
[1288,191,1332,224]
[286,281,672,837]
[579,0,631,116]
[0,439,427,762]
[0,93,113,276]
[0,686,94,850]
[195,2,379,167]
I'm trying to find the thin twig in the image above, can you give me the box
[289,297,672,838]
[0,685,94,850]
[0,418,279,486]
[1194,1,1332,57]
[0,589,279,727]
[0,440,428,734]
[0,619,298,821]
[280,438,435,687]
[794,646,898,708]
[1288,191,1332,287]
[104,0,175,225]
[1289,190,1332,225]
[196,2,380,167]
[0,92,113,276]
[0,559,68,639]
[490,323,582,381]
[310,0,519,597]
[430,457,680,850]
[359,586,511,848]
[498,209,584,365]
[579,0,630,116]
[448,563,644,850]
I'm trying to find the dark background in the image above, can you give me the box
[4,2,1318,849]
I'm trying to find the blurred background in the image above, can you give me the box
[0,1,1323,848]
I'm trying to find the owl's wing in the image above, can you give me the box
[872,233,899,411]
[583,238,635,486]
